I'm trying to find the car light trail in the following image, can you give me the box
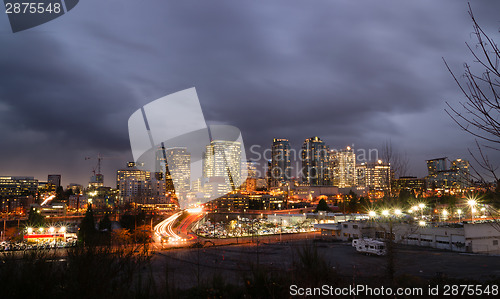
[41,194,56,206]
[153,211,184,243]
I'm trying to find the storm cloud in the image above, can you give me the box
[0,0,499,185]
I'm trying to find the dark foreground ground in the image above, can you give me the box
[149,239,500,295]
[1,237,499,298]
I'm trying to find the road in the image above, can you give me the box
[153,210,204,248]
[153,211,183,243]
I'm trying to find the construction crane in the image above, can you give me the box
[85,154,105,188]
[85,154,103,176]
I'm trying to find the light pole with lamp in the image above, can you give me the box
[442,210,448,222]
[418,203,425,219]
[467,199,477,223]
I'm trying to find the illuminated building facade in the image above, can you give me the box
[392,176,426,195]
[244,160,259,179]
[47,174,61,188]
[301,136,330,186]
[164,147,191,194]
[425,158,471,191]
[116,164,152,203]
[333,146,356,188]
[271,138,291,187]
[356,160,392,192]
[427,157,447,176]
[0,176,38,199]
[203,140,242,190]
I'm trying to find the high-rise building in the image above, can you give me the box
[0,176,38,199]
[301,136,330,186]
[329,149,339,186]
[334,146,356,188]
[271,138,291,187]
[425,158,471,191]
[116,164,151,204]
[203,140,242,190]
[241,160,259,192]
[243,160,259,179]
[427,158,447,176]
[392,176,426,195]
[164,147,191,194]
[356,160,392,192]
[265,160,272,190]
[47,174,61,188]
[451,159,470,188]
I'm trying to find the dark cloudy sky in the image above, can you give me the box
[1,0,499,186]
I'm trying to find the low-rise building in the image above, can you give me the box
[315,220,500,254]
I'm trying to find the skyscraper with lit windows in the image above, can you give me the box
[164,147,191,194]
[356,160,391,192]
[333,146,356,188]
[203,140,242,190]
[301,136,330,186]
[271,138,291,187]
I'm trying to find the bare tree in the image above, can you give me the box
[444,4,500,183]
[381,140,410,179]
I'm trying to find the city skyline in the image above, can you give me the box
[1,1,500,186]
[1,1,499,296]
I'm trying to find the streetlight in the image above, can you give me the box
[442,210,448,222]
[418,203,425,219]
[368,211,376,218]
[457,209,462,222]
[467,199,477,222]
[418,220,426,227]
[59,226,66,233]
[481,207,486,217]
[382,210,390,217]
[49,227,55,234]
[394,209,402,216]
[27,227,33,234]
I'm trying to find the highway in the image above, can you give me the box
[153,209,204,246]
[153,211,183,243]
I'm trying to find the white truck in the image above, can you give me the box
[352,238,387,256]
